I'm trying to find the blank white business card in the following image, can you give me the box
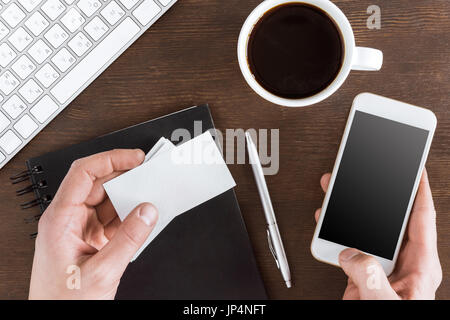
[144,137,174,162]
[104,132,236,261]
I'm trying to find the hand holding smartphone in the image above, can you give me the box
[311,93,437,275]
[314,170,442,299]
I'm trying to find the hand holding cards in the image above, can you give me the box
[104,132,236,261]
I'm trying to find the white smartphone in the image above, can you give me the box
[311,93,437,275]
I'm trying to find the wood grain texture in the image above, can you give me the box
[0,0,448,299]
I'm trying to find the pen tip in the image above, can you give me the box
[286,281,292,289]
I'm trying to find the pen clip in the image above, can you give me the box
[267,229,280,269]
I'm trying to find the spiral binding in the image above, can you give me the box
[10,165,43,184]
[20,195,52,209]
[12,165,52,239]
[16,180,48,196]
[24,214,43,224]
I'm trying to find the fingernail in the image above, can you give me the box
[138,203,158,226]
[135,149,145,161]
[340,248,360,262]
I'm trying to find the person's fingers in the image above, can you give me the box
[413,169,435,212]
[407,169,437,248]
[320,173,331,193]
[85,171,124,207]
[104,216,121,240]
[54,149,145,208]
[96,197,118,226]
[339,249,399,300]
[314,173,331,223]
[314,208,321,223]
[87,203,158,281]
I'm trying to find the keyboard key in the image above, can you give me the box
[51,18,140,103]
[0,152,5,164]
[30,95,58,123]
[0,130,22,154]
[119,0,138,10]
[61,8,85,32]
[41,0,66,21]
[44,24,68,48]
[68,32,92,56]
[8,27,33,52]
[133,0,161,26]
[35,63,59,88]
[18,0,43,12]
[28,40,52,63]
[101,1,125,25]
[19,79,43,103]
[159,0,171,6]
[0,71,19,95]
[77,0,101,17]
[14,114,38,139]
[11,55,36,79]
[1,3,26,28]
[0,21,9,41]
[84,16,108,41]
[25,11,50,36]
[0,111,11,132]
[28,39,52,64]
[0,43,16,67]
[64,0,75,4]
[2,95,27,119]
[51,48,75,72]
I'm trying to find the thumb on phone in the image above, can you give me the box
[87,203,158,282]
[339,248,398,300]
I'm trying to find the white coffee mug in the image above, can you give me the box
[237,0,383,107]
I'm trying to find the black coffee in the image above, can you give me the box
[248,3,344,99]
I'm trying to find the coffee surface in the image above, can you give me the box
[248,4,344,99]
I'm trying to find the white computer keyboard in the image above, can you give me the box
[0,0,177,169]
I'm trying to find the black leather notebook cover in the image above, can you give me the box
[19,105,267,299]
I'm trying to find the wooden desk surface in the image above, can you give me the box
[0,0,448,299]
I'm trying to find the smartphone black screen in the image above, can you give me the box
[319,111,429,260]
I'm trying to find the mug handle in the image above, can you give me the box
[352,47,383,71]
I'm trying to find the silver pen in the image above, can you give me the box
[245,132,291,288]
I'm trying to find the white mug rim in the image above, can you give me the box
[237,0,356,107]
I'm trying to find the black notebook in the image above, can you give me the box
[15,105,267,299]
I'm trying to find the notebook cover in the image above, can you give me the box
[23,105,267,299]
